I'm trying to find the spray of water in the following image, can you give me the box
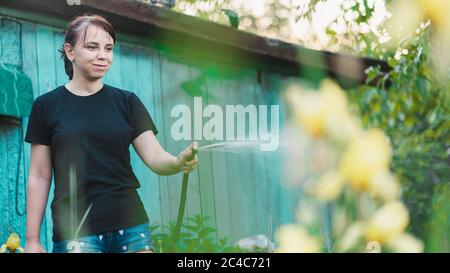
[197,140,266,154]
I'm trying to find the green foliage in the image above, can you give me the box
[425,183,450,252]
[347,27,450,251]
[150,215,243,253]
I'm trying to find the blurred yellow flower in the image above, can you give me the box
[283,78,420,253]
[286,85,327,138]
[340,129,392,191]
[388,233,424,253]
[0,233,24,253]
[419,0,450,29]
[275,224,320,253]
[320,80,363,142]
[320,79,348,112]
[366,201,409,243]
[327,111,363,143]
[370,171,400,201]
[388,0,450,42]
[312,170,345,202]
[286,80,361,141]
[336,222,365,252]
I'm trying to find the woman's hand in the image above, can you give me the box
[176,142,199,174]
[25,240,46,253]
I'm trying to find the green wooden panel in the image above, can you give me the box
[226,68,259,243]
[20,21,50,248]
[263,72,299,227]
[0,18,21,66]
[183,66,203,223]
[35,24,59,251]
[192,64,218,244]
[120,43,144,216]
[259,72,287,241]
[0,126,11,242]
[103,42,122,87]
[53,29,68,86]
[252,78,271,238]
[0,125,26,244]
[134,45,164,232]
[150,53,171,236]
[21,22,40,99]
[205,65,235,244]
[0,18,27,247]
[158,54,191,229]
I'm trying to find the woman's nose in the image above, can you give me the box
[97,50,107,60]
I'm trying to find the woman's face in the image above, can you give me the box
[65,25,114,81]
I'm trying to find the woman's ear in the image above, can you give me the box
[64,43,74,62]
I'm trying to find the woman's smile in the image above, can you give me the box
[92,63,108,70]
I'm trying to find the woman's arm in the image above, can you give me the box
[25,144,52,253]
[132,131,198,176]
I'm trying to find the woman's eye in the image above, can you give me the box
[87,46,96,50]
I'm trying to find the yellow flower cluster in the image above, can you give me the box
[276,79,423,253]
[0,233,24,253]
[286,79,361,141]
[275,224,320,253]
[286,80,398,202]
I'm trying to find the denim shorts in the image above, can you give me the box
[52,222,154,253]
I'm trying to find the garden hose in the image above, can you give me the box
[174,147,197,242]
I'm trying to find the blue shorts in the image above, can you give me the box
[52,222,154,253]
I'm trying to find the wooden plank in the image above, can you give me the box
[205,65,236,245]
[35,24,58,250]
[158,54,191,231]
[183,66,203,225]
[120,42,146,212]
[258,71,286,243]
[192,64,218,244]
[6,124,27,241]
[103,42,122,87]
[20,21,52,248]
[132,43,164,232]
[53,28,67,86]
[149,51,170,236]
[226,68,259,243]
[264,73,298,228]
[21,22,40,98]
[0,126,11,243]
[0,18,21,66]
[0,17,19,245]
[255,72,283,242]
[252,75,271,238]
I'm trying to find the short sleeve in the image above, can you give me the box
[129,93,158,140]
[24,98,51,146]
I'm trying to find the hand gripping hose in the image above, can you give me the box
[173,147,197,242]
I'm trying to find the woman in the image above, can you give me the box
[24,15,198,253]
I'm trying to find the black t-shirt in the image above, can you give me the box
[25,84,158,242]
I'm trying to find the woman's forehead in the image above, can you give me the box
[80,24,114,45]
